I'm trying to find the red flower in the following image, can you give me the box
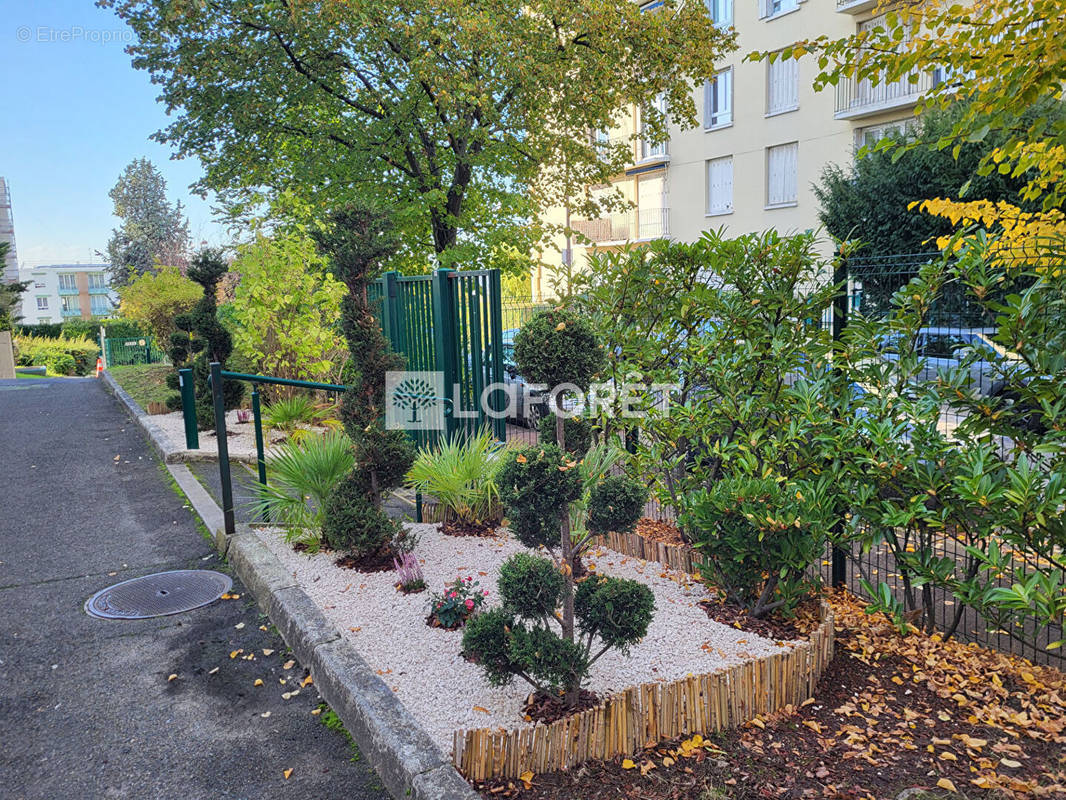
[464,598,475,611]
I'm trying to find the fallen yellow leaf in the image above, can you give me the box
[301,675,313,687]
[519,770,533,789]
[621,759,636,770]
[283,660,295,670]
[254,679,263,687]
[167,674,178,682]
[936,778,957,792]
[283,768,293,780]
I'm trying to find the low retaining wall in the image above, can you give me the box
[454,599,834,781]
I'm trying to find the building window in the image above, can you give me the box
[90,294,112,316]
[639,93,669,161]
[36,296,48,310]
[704,68,733,129]
[88,272,107,290]
[762,0,799,18]
[706,0,732,26]
[61,295,81,315]
[767,54,799,115]
[58,273,77,292]
[706,156,734,216]
[766,142,798,207]
[856,119,916,152]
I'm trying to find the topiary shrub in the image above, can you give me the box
[497,444,582,549]
[312,204,414,562]
[166,250,244,429]
[474,317,653,710]
[463,552,654,707]
[536,414,593,456]
[587,475,648,536]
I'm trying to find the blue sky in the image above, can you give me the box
[0,0,225,268]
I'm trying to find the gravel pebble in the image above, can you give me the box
[254,523,786,753]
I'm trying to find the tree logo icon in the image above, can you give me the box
[385,371,445,430]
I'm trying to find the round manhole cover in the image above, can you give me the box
[85,570,233,619]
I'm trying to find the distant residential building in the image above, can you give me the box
[0,177,18,284]
[19,264,117,324]
[537,0,935,297]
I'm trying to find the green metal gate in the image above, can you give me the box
[103,336,167,367]
[371,268,506,444]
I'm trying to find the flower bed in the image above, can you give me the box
[254,522,833,779]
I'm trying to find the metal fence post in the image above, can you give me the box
[431,267,458,438]
[210,361,235,537]
[830,256,849,589]
[486,268,507,441]
[178,368,199,450]
[381,270,401,350]
[251,384,267,487]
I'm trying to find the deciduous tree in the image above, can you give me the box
[104,0,732,269]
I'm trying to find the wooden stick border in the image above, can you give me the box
[453,599,835,781]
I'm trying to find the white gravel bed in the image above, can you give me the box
[255,522,787,754]
[153,409,325,460]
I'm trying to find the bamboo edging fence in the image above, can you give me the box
[453,526,836,781]
[590,530,701,575]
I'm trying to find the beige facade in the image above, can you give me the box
[536,0,929,300]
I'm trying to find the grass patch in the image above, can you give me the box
[15,371,50,379]
[109,364,172,411]
[317,703,362,763]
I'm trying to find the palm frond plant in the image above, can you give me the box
[406,427,504,527]
[568,440,628,539]
[262,394,341,443]
[249,430,354,550]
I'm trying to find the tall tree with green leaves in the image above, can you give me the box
[105,158,191,286]
[104,0,733,270]
[0,242,29,331]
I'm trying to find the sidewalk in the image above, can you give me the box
[0,377,388,799]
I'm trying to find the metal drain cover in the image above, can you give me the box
[85,570,233,619]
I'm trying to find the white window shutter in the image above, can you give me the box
[707,157,733,214]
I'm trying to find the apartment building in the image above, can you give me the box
[18,264,116,324]
[536,0,930,299]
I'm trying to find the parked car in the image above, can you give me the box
[880,327,1021,396]
[501,328,548,427]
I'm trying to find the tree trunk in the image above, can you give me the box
[557,414,575,644]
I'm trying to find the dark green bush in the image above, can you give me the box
[167,250,244,429]
[586,474,648,536]
[681,476,826,618]
[461,609,519,686]
[575,575,655,651]
[507,624,588,694]
[537,414,592,456]
[513,309,604,394]
[497,444,582,549]
[312,204,414,560]
[498,552,565,619]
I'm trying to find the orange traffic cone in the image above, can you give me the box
[96,357,103,377]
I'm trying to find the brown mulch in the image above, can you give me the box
[335,549,395,573]
[440,519,502,537]
[699,595,823,642]
[522,690,601,726]
[635,517,688,547]
[425,613,468,632]
[474,591,1066,799]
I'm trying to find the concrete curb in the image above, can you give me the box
[100,369,255,464]
[162,449,478,800]
[226,528,479,800]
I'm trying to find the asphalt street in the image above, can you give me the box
[0,376,388,800]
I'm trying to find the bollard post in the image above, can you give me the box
[179,368,199,450]
[210,362,235,537]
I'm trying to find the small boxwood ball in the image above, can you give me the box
[498,444,582,550]
[513,309,605,393]
[575,575,655,651]
[461,608,519,687]
[498,552,565,619]
[587,474,648,536]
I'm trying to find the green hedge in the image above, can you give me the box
[15,318,143,341]
[13,334,100,375]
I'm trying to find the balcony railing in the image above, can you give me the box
[836,0,878,13]
[61,308,82,318]
[834,69,935,119]
[571,208,669,244]
[57,287,79,296]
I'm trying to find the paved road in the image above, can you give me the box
[0,377,388,800]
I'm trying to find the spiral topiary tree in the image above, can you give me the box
[465,312,652,709]
[166,249,243,429]
[311,203,414,563]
